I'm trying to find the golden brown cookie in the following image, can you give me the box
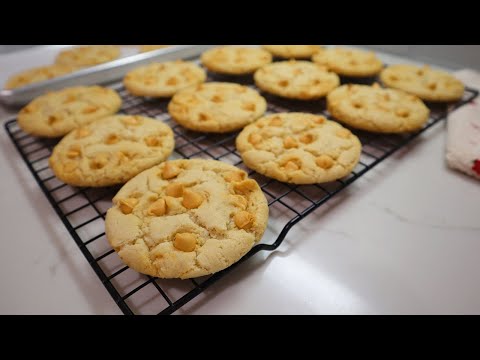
[55,45,121,67]
[18,86,122,138]
[4,64,78,90]
[139,45,171,53]
[201,46,272,75]
[254,60,340,100]
[236,113,362,184]
[168,82,267,133]
[327,84,430,133]
[312,47,383,77]
[380,64,465,102]
[123,60,206,98]
[104,159,269,279]
[262,45,322,59]
[49,115,174,187]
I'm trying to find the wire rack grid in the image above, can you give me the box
[4,67,478,315]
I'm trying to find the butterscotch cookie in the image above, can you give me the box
[104,159,269,279]
[18,86,122,138]
[139,45,170,53]
[201,46,272,75]
[49,115,174,187]
[4,64,78,90]
[327,84,430,133]
[236,113,361,184]
[55,45,121,67]
[262,45,322,59]
[254,60,340,100]
[124,60,206,98]
[168,82,267,133]
[380,64,465,102]
[312,47,383,77]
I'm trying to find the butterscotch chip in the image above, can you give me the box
[254,61,339,100]
[119,198,139,214]
[201,46,272,75]
[234,211,254,230]
[327,84,430,133]
[55,46,120,67]
[174,233,197,252]
[312,47,383,77]
[380,64,464,102]
[148,199,167,216]
[17,86,121,138]
[48,115,174,187]
[236,113,362,184]
[161,162,181,179]
[124,61,206,98]
[165,183,184,197]
[168,82,267,133]
[182,189,204,209]
[224,171,245,183]
[105,159,269,279]
[234,179,258,194]
[262,45,323,59]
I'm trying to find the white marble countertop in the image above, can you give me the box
[0,46,479,315]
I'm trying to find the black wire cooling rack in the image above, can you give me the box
[4,69,478,314]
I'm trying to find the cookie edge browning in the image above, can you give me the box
[105,159,269,279]
[123,61,207,98]
[236,113,362,184]
[327,84,431,133]
[200,46,273,75]
[380,64,465,102]
[48,115,175,187]
[17,86,123,138]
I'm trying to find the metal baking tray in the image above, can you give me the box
[0,45,216,107]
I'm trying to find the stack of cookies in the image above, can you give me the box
[15,45,466,280]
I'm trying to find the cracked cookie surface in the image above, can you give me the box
[327,84,430,133]
[5,64,79,90]
[168,82,267,133]
[105,159,269,279]
[254,60,340,100]
[236,113,361,184]
[124,60,206,98]
[55,45,121,67]
[312,47,383,77]
[49,115,174,187]
[262,45,322,59]
[380,64,464,102]
[201,46,272,75]
[18,86,122,138]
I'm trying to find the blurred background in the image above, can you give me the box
[1,45,479,71]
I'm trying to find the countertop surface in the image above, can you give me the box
[0,46,479,315]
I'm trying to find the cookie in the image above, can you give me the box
[55,45,121,67]
[104,159,269,279]
[312,47,383,77]
[327,84,430,133]
[236,113,361,184]
[4,64,78,90]
[139,45,170,53]
[49,115,174,187]
[254,60,340,100]
[201,46,272,75]
[124,60,206,98]
[168,82,267,133]
[380,64,465,102]
[262,45,322,59]
[17,86,122,138]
